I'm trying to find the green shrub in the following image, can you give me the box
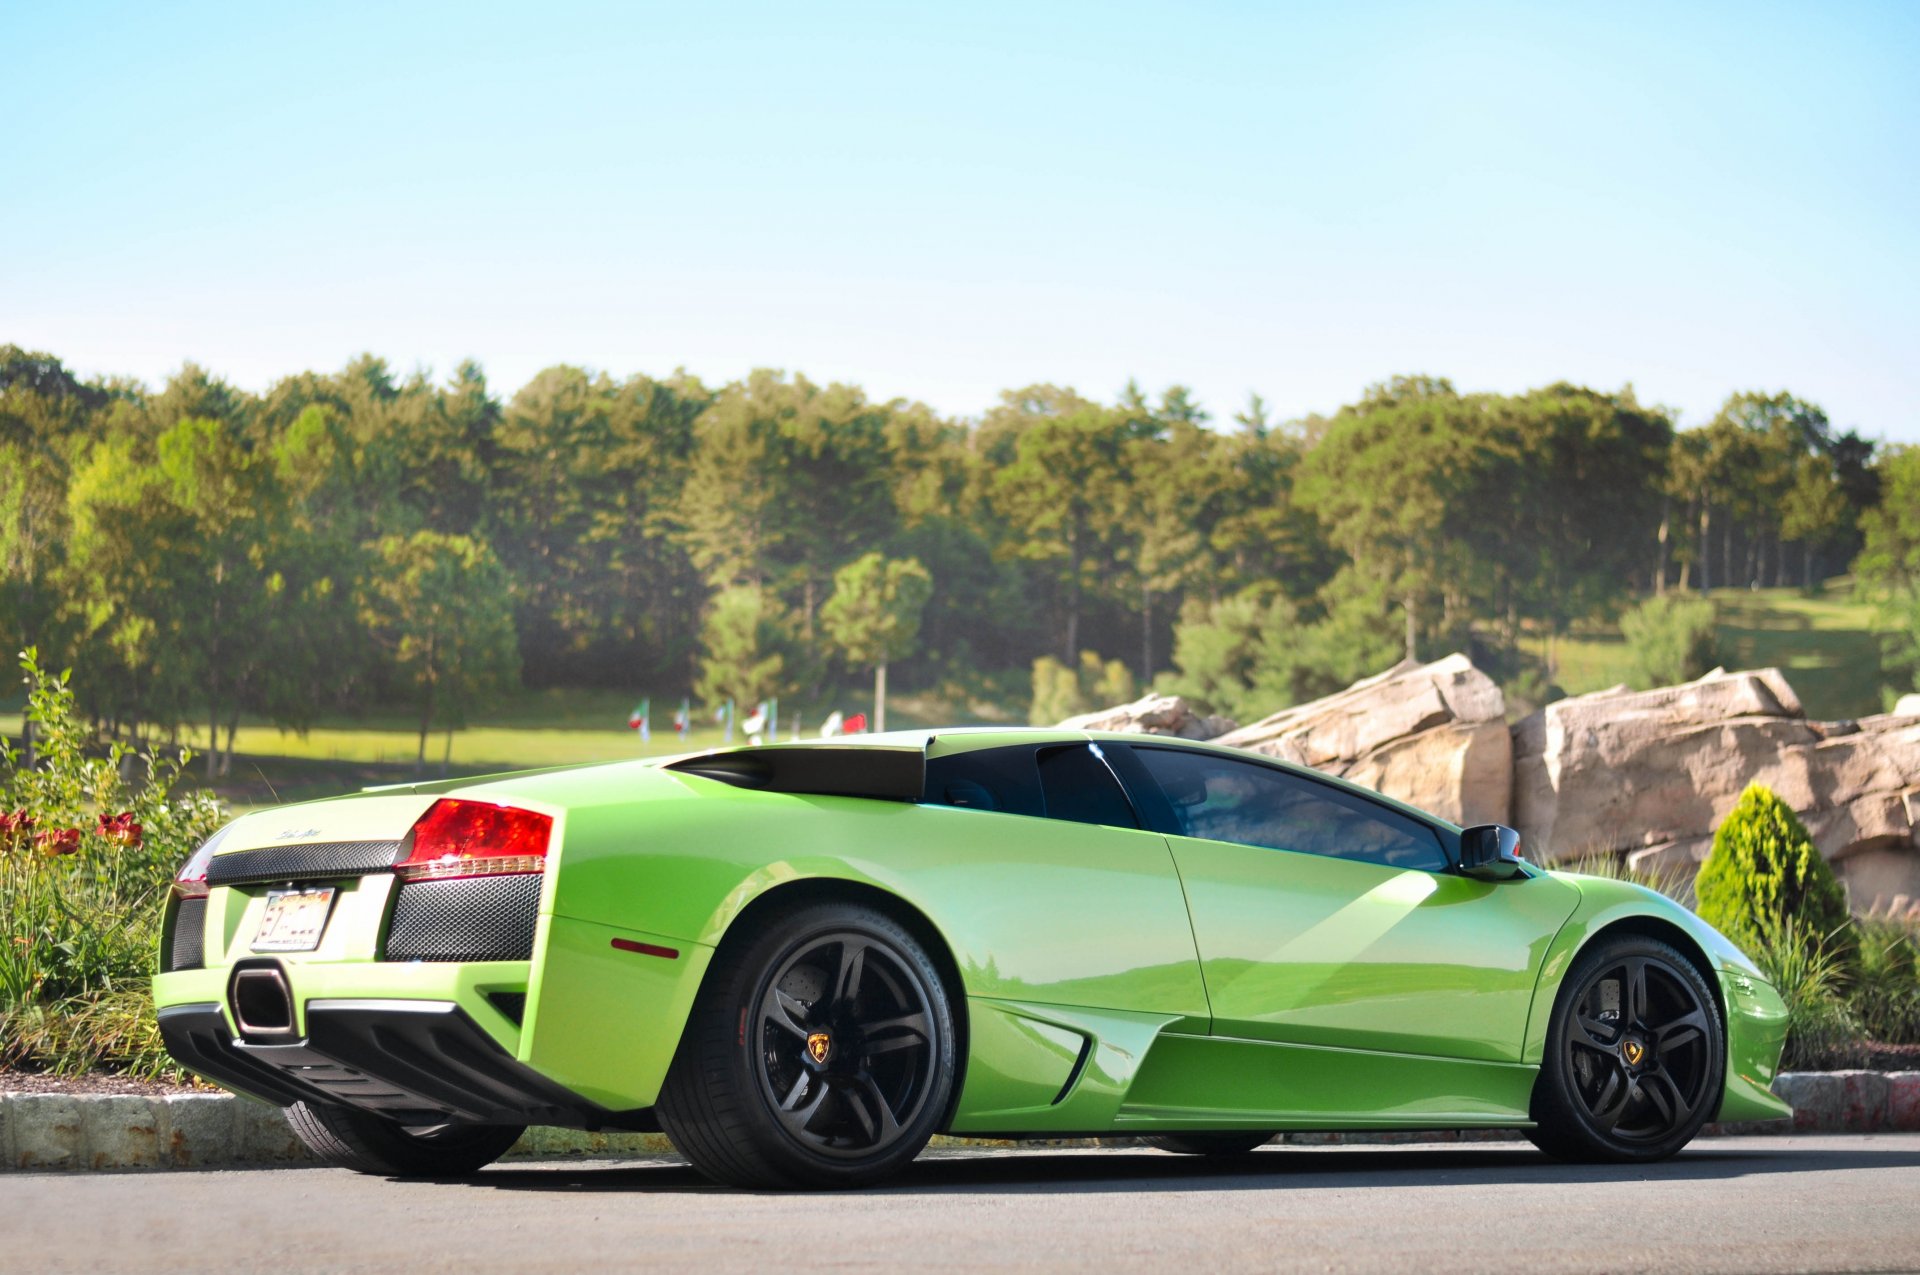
[1749,914,1866,1070]
[1619,595,1720,688]
[0,649,224,1075]
[1849,916,1920,1045]
[1028,651,1136,725]
[1695,783,1852,965]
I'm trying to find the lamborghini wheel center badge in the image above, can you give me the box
[806,1031,833,1065]
[1622,1038,1646,1067]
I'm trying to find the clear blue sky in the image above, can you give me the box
[4,1,1916,439]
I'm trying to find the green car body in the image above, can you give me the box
[153,728,1789,1160]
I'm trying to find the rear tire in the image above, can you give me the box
[1528,935,1724,1163]
[1145,1133,1274,1156]
[285,1101,523,1177]
[657,900,957,1189]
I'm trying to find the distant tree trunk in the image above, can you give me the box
[208,700,220,780]
[1140,584,1153,682]
[221,712,239,778]
[1698,502,1712,592]
[1402,593,1418,663]
[874,660,888,733]
[1064,540,1082,663]
[1722,516,1734,592]
[441,730,454,777]
[1654,498,1670,596]
[416,685,435,778]
[1803,542,1814,591]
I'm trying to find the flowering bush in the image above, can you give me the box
[1,648,225,1075]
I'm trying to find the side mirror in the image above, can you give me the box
[1459,824,1526,881]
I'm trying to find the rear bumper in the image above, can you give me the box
[156,999,655,1130]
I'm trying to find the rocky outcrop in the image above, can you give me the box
[1512,667,1920,906]
[1210,653,1512,826]
[1057,693,1237,741]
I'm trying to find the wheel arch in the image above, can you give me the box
[1528,907,1733,1122]
[696,874,972,1126]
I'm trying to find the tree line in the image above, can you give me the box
[0,344,1907,772]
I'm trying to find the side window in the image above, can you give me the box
[1036,744,1139,829]
[923,745,1045,818]
[925,742,1140,830]
[1133,747,1446,872]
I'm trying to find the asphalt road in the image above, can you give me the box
[6,1136,1920,1274]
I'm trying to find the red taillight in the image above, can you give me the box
[173,825,232,899]
[397,799,552,882]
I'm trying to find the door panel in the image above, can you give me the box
[1169,833,1580,1063]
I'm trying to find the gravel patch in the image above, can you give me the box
[0,1070,208,1098]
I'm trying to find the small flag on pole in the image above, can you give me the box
[820,710,843,738]
[742,701,769,741]
[674,698,690,740]
[627,698,650,742]
[843,712,868,734]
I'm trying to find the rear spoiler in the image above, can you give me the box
[664,745,925,802]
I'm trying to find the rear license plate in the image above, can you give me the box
[252,887,338,953]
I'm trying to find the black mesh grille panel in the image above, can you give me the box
[166,896,207,971]
[205,840,404,886]
[385,875,542,962]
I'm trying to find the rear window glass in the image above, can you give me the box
[923,745,1044,818]
[1036,744,1139,829]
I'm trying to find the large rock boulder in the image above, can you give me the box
[1513,667,1920,908]
[1210,653,1512,826]
[1058,693,1237,741]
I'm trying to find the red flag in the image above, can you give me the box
[843,712,867,734]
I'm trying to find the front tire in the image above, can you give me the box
[658,901,957,1189]
[1529,935,1724,1163]
[284,1101,523,1176]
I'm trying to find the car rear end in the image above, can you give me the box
[152,788,698,1135]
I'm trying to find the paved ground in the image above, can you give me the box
[6,1136,1920,1274]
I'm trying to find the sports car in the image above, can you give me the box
[153,728,1790,1187]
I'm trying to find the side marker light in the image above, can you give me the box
[610,938,680,960]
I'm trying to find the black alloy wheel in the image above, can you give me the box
[658,901,956,1188]
[1529,935,1724,1163]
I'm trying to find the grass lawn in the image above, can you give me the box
[1545,580,1887,719]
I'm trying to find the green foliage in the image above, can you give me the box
[0,345,1894,745]
[359,532,521,768]
[1028,651,1137,725]
[0,649,224,1075]
[1618,595,1721,688]
[1162,592,1305,724]
[1747,914,1865,1071]
[1695,783,1853,964]
[1855,447,1920,704]
[821,554,933,731]
[821,554,933,669]
[1850,916,1920,1045]
[695,585,794,709]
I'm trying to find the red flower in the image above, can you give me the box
[0,810,35,851]
[35,827,82,857]
[97,811,144,847]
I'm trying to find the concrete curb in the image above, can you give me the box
[6,1070,1916,1172]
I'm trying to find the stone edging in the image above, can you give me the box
[6,1070,1918,1172]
